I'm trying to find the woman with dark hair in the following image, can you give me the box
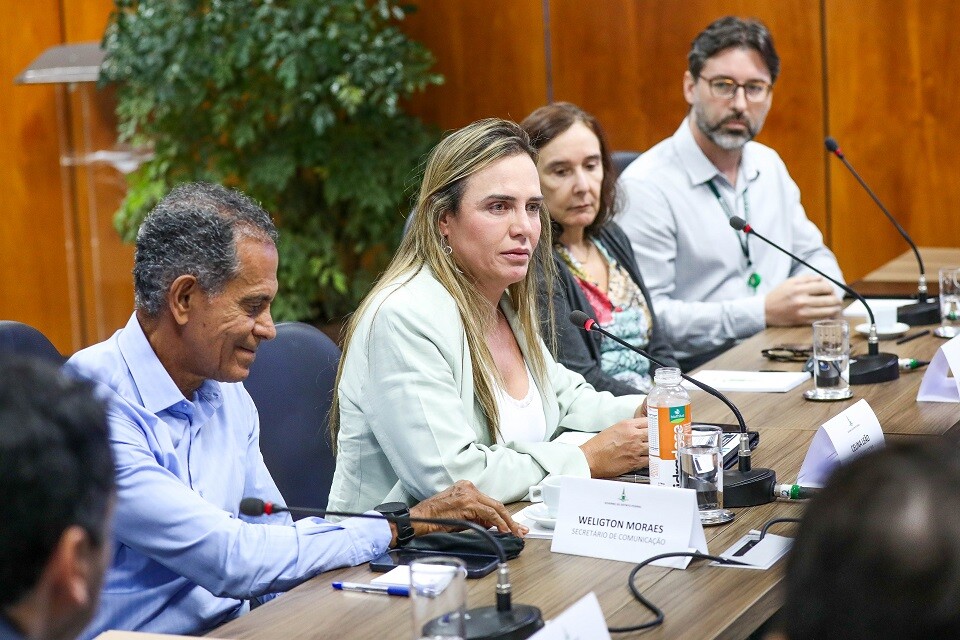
[521,103,678,395]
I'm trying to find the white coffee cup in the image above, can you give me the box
[873,305,898,332]
[528,475,564,517]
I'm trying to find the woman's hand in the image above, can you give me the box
[579,419,649,478]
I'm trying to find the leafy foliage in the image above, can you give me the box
[101,0,441,322]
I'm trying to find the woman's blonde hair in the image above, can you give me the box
[330,118,556,447]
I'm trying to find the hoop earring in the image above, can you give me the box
[441,235,453,256]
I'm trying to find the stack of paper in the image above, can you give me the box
[682,370,810,393]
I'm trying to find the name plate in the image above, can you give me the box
[550,477,706,569]
[918,334,960,402]
[798,398,884,486]
[528,592,611,639]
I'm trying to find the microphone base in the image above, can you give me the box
[897,300,941,326]
[850,352,900,385]
[424,604,544,640]
[723,467,776,508]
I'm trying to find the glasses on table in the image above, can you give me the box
[761,344,812,363]
[699,75,773,102]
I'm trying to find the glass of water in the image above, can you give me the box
[935,266,960,339]
[804,319,853,401]
[679,425,735,526]
[410,557,467,640]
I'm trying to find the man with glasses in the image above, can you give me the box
[618,16,844,370]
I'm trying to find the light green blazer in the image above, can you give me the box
[327,267,644,511]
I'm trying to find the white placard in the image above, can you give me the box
[550,477,707,569]
[528,592,611,640]
[797,399,884,486]
[917,334,960,402]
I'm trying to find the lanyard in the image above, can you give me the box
[706,180,761,291]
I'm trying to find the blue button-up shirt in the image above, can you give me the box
[68,314,391,638]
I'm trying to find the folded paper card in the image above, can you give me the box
[550,477,707,570]
[682,370,810,393]
[917,334,960,402]
[528,592,611,640]
[797,399,884,487]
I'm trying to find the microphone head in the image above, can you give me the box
[729,216,748,231]
[239,497,267,516]
[568,310,593,330]
[824,136,839,152]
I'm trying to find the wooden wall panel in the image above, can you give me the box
[400,0,548,130]
[549,0,829,236]
[1,0,79,352]
[826,0,960,281]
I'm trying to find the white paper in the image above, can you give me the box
[711,533,792,570]
[550,477,706,569]
[843,298,916,319]
[370,565,410,586]
[529,592,612,640]
[797,399,884,486]
[682,370,810,393]
[917,334,960,402]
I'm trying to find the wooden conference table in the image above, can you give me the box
[207,308,959,640]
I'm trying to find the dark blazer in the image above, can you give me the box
[542,222,679,395]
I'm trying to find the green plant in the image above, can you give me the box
[101,0,441,322]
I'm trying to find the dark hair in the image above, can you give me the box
[780,438,960,639]
[688,16,780,83]
[0,356,114,606]
[520,102,618,241]
[134,182,278,316]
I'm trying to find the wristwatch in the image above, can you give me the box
[375,501,415,547]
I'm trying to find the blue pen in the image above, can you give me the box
[332,581,410,597]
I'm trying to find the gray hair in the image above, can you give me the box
[133,182,278,316]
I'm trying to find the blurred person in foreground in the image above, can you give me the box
[67,182,522,638]
[773,438,960,640]
[328,118,649,514]
[522,102,678,395]
[0,357,114,640]
[618,16,844,370]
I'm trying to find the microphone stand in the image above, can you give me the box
[240,498,543,640]
[569,311,776,508]
[729,216,899,385]
[825,136,940,325]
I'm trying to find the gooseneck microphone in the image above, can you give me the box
[239,498,543,640]
[728,216,899,384]
[569,310,776,507]
[825,136,940,325]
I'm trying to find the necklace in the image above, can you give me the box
[706,180,761,292]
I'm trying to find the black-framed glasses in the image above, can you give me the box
[761,344,812,363]
[699,75,772,102]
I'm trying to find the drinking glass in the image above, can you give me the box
[679,425,735,525]
[935,266,960,339]
[410,557,467,640]
[803,319,853,401]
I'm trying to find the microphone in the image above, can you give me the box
[239,498,544,640]
[569,310,776,508]
[728,216,899,385]
[824,136,940,325]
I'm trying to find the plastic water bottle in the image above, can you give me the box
[647,367,692,487]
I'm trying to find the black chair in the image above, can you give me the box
[611,150,642,178]
[0,321,65,365]
[244,322,340,515]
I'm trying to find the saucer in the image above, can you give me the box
[525,503,557,529]
[854,322,910,339]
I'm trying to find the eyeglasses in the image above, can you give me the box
[699,75,772,103]
[761,344,812,363]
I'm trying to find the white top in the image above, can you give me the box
[495,363,548,444]
[617,118,845,364]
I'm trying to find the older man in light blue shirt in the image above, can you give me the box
[68,182,521,638]
[619,17,844,370]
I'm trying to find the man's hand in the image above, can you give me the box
[409,480,526,538]
[765,275,843,327]
[579,419,649,478]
